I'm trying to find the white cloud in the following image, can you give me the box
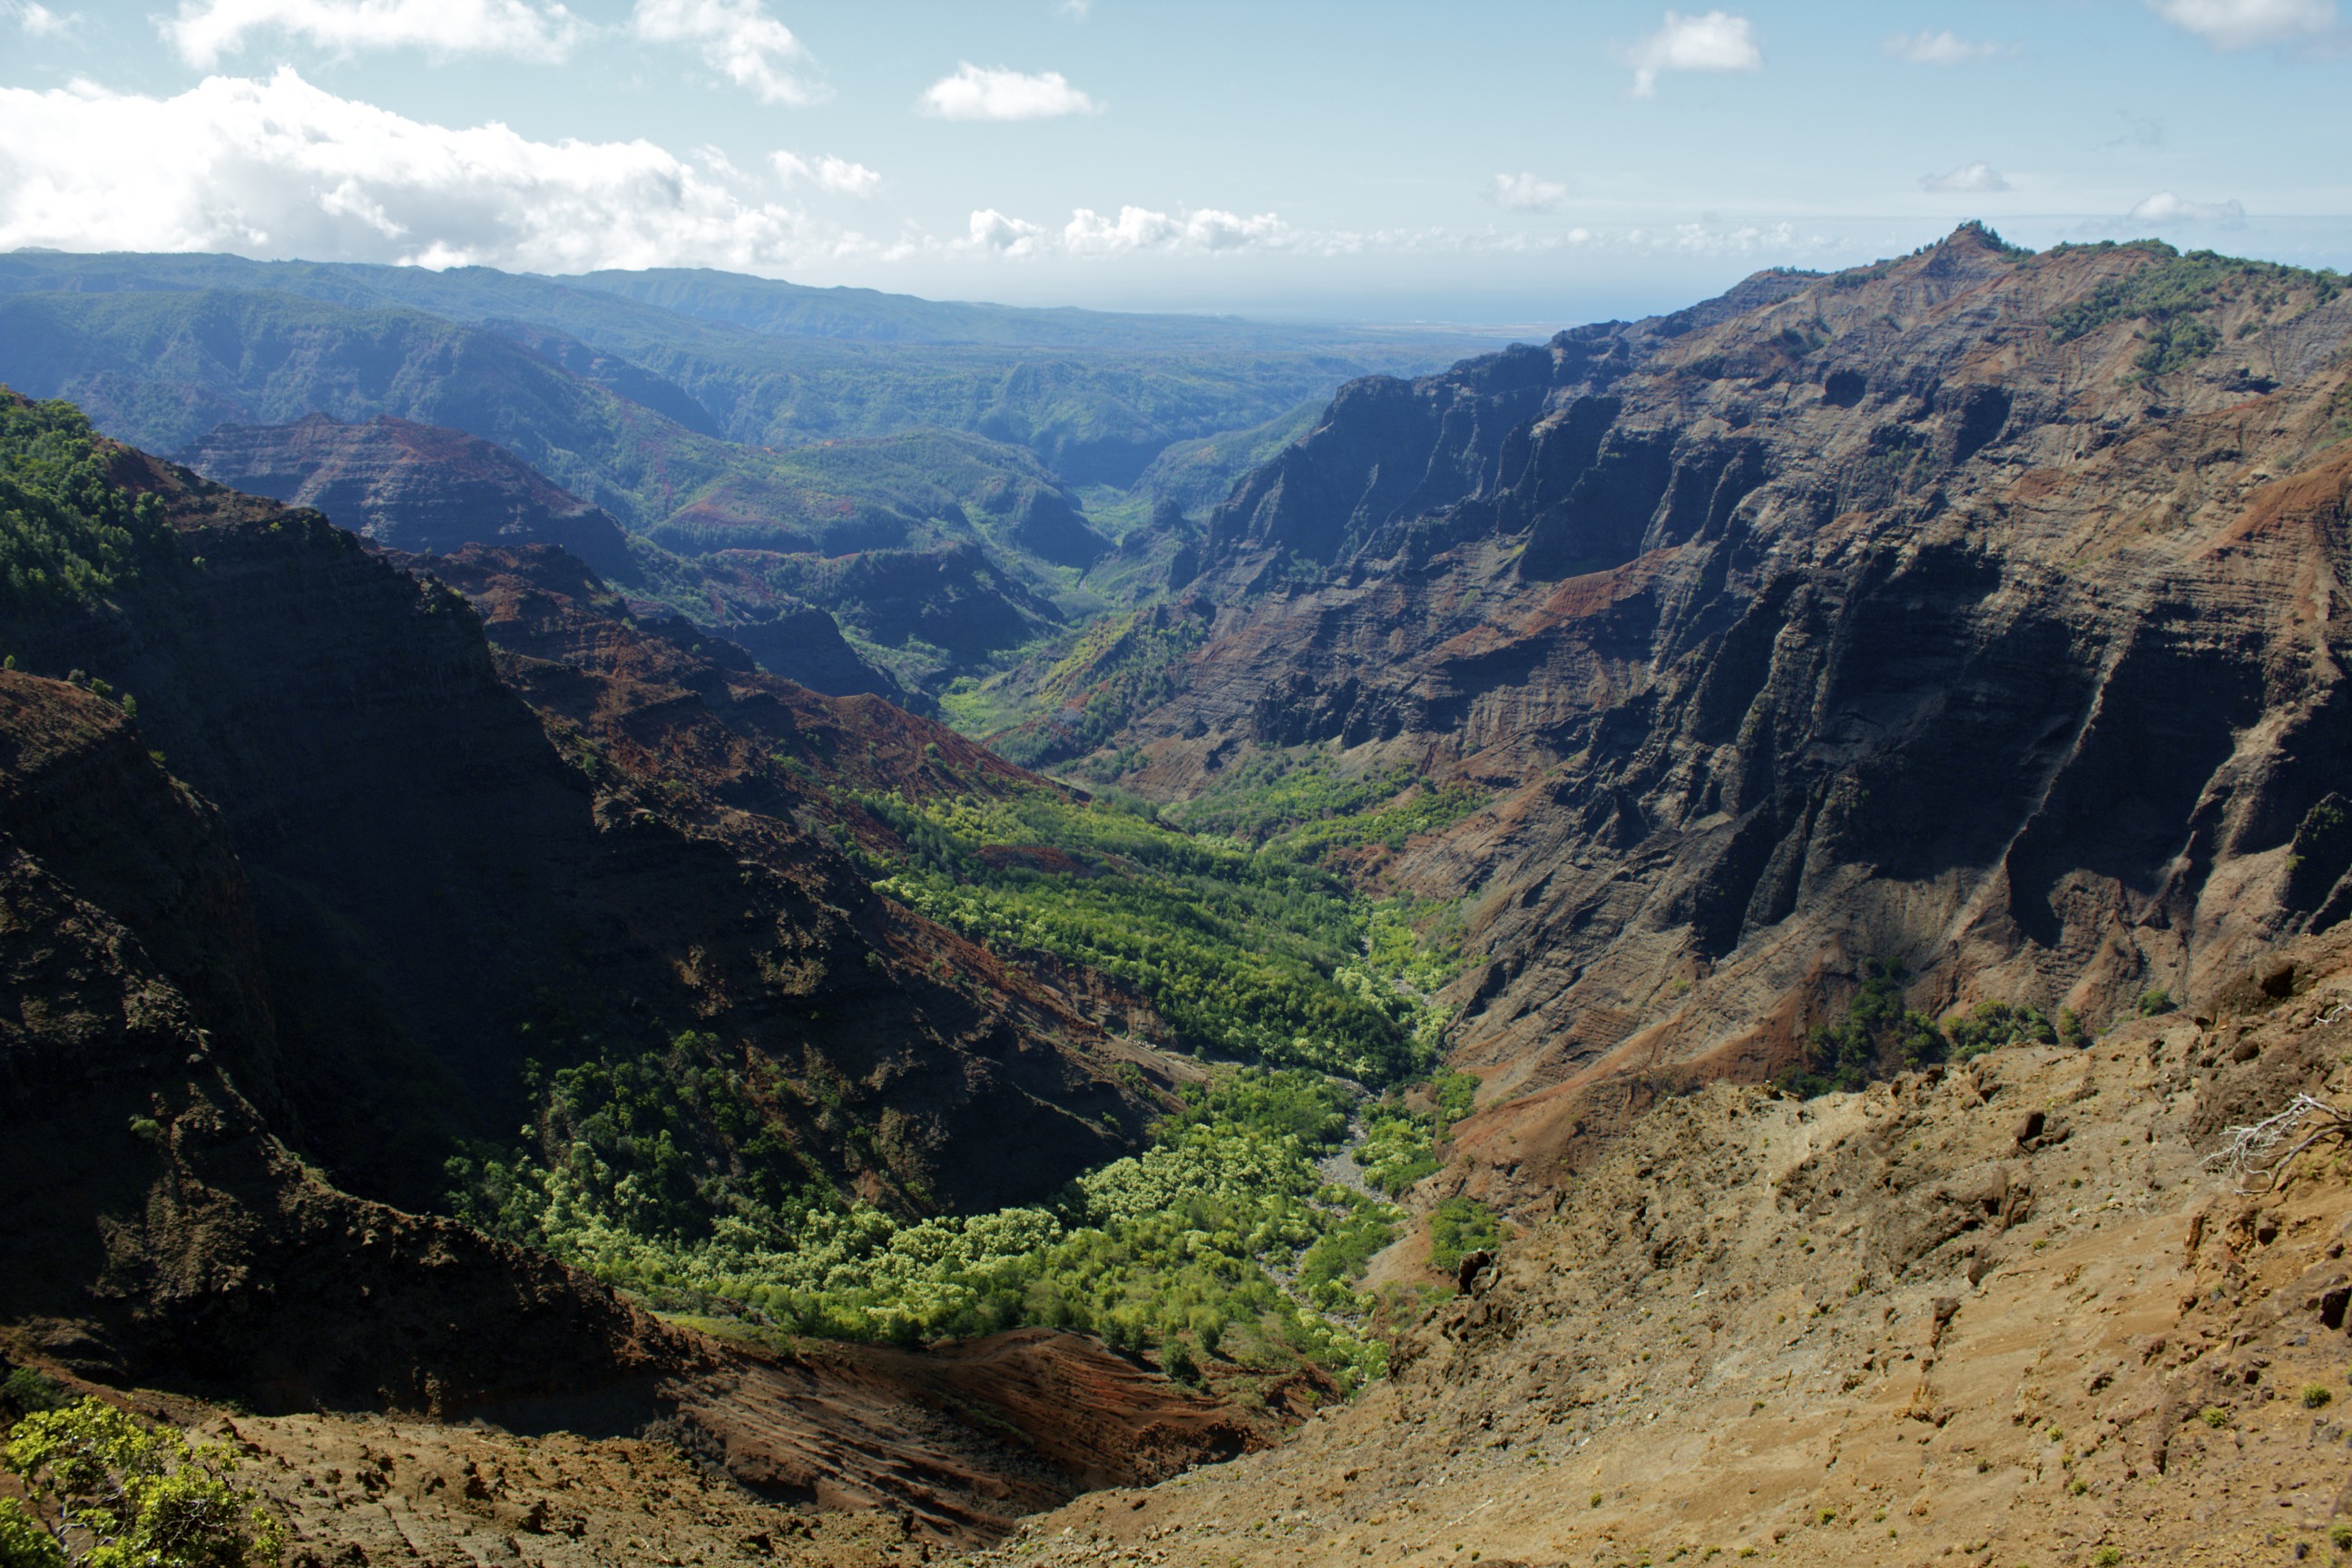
[1057,0,1091,16]
[771,150,879,198]
[961,204,1288,260]
[1625,10,1761,97]
[1487,172,1567,211]
[1061,205,1286,255]
[961,209,1045,256]
[1920,162,2010,193]
[917,62,1100,121]
[162,0,581,65]
[1882,29,2013,64]
[631,0,820,105]
[0,68,822,271]
[2147,0,2334,47]
[6,1,70,35]
[2127,190,2249,226]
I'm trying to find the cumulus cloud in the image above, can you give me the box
[2128,190,2249,226]
[632,0,820,105]
[2147,0,2334,47]
[1625,10,1761,97]
[1486,172,1567,211]
[1920,162,2010,193]
[1883,29,2013,64]
[918,62,1100,120]
[0,68,824,270]
[1061,205,1286,255]
[162,0,581,65]
[962,209,1046,256]
[771,150,878,198]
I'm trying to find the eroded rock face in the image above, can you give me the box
[182,412,635,576]
[1106,228,2352,1152]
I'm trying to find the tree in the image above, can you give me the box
[2,1398,282,1568]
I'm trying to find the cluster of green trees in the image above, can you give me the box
[449,1069,1402,1388]
[2044,244,2340,379]
[861,787,1448,1084]
[443,761,1496,1387]
[1166,747,1485,862]
[1,1389,281,1568]
[1352,1071,1481,1197]
[1780,964,2089,1097]
[0,395,176,610]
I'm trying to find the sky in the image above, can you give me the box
[0,0,2348,326]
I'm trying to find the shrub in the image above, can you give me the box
[0,1368,68,1416]
[2092,1549,2122,1567]
[2138,990,2176,1017]
[1783,963,1944,1095]
[2306,1384,2335,1409]
[0,1397,283,1568]
[2200,1406,2232,1428]
[1427,1197,1503,1276]
[2332,1523,2352,1552]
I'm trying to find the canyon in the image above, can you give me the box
[5,226,2352,1565]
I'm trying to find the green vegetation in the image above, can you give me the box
[2045,244,2340,380]
[1945,1000,2064,1060]
[956,603,1213,769]
[0,394,175,609]
[0,1371,66,1418]
[864,787,1448,1083]
[2138,989,2177,1017]
[1427,1196,1504,1276]
[0,1397,283,1568]
[1783,967,2095,1096]
[452,1068,1401,1387]
[1781,964,1945,1096]
[1354,1072,1480,1197]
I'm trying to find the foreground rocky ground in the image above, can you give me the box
[14,931,2352,1568]
[958,936,2352,1567]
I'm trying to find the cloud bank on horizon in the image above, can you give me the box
[0,0,2341,316]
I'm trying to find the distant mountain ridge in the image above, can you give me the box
[0,250,1485,695]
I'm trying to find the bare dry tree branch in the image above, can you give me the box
[2205,1093,2352,1193]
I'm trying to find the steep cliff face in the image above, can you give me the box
[182,412,635,574]
[1104,228,2352,1175]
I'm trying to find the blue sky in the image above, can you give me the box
[1,0,2347,324]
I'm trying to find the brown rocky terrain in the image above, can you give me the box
[176,411,902,701]
[184,413,637,576]
[969,936,2352,1566]
[1080,227,2352,1195]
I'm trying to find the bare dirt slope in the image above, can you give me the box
[965,936,2352,1567]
